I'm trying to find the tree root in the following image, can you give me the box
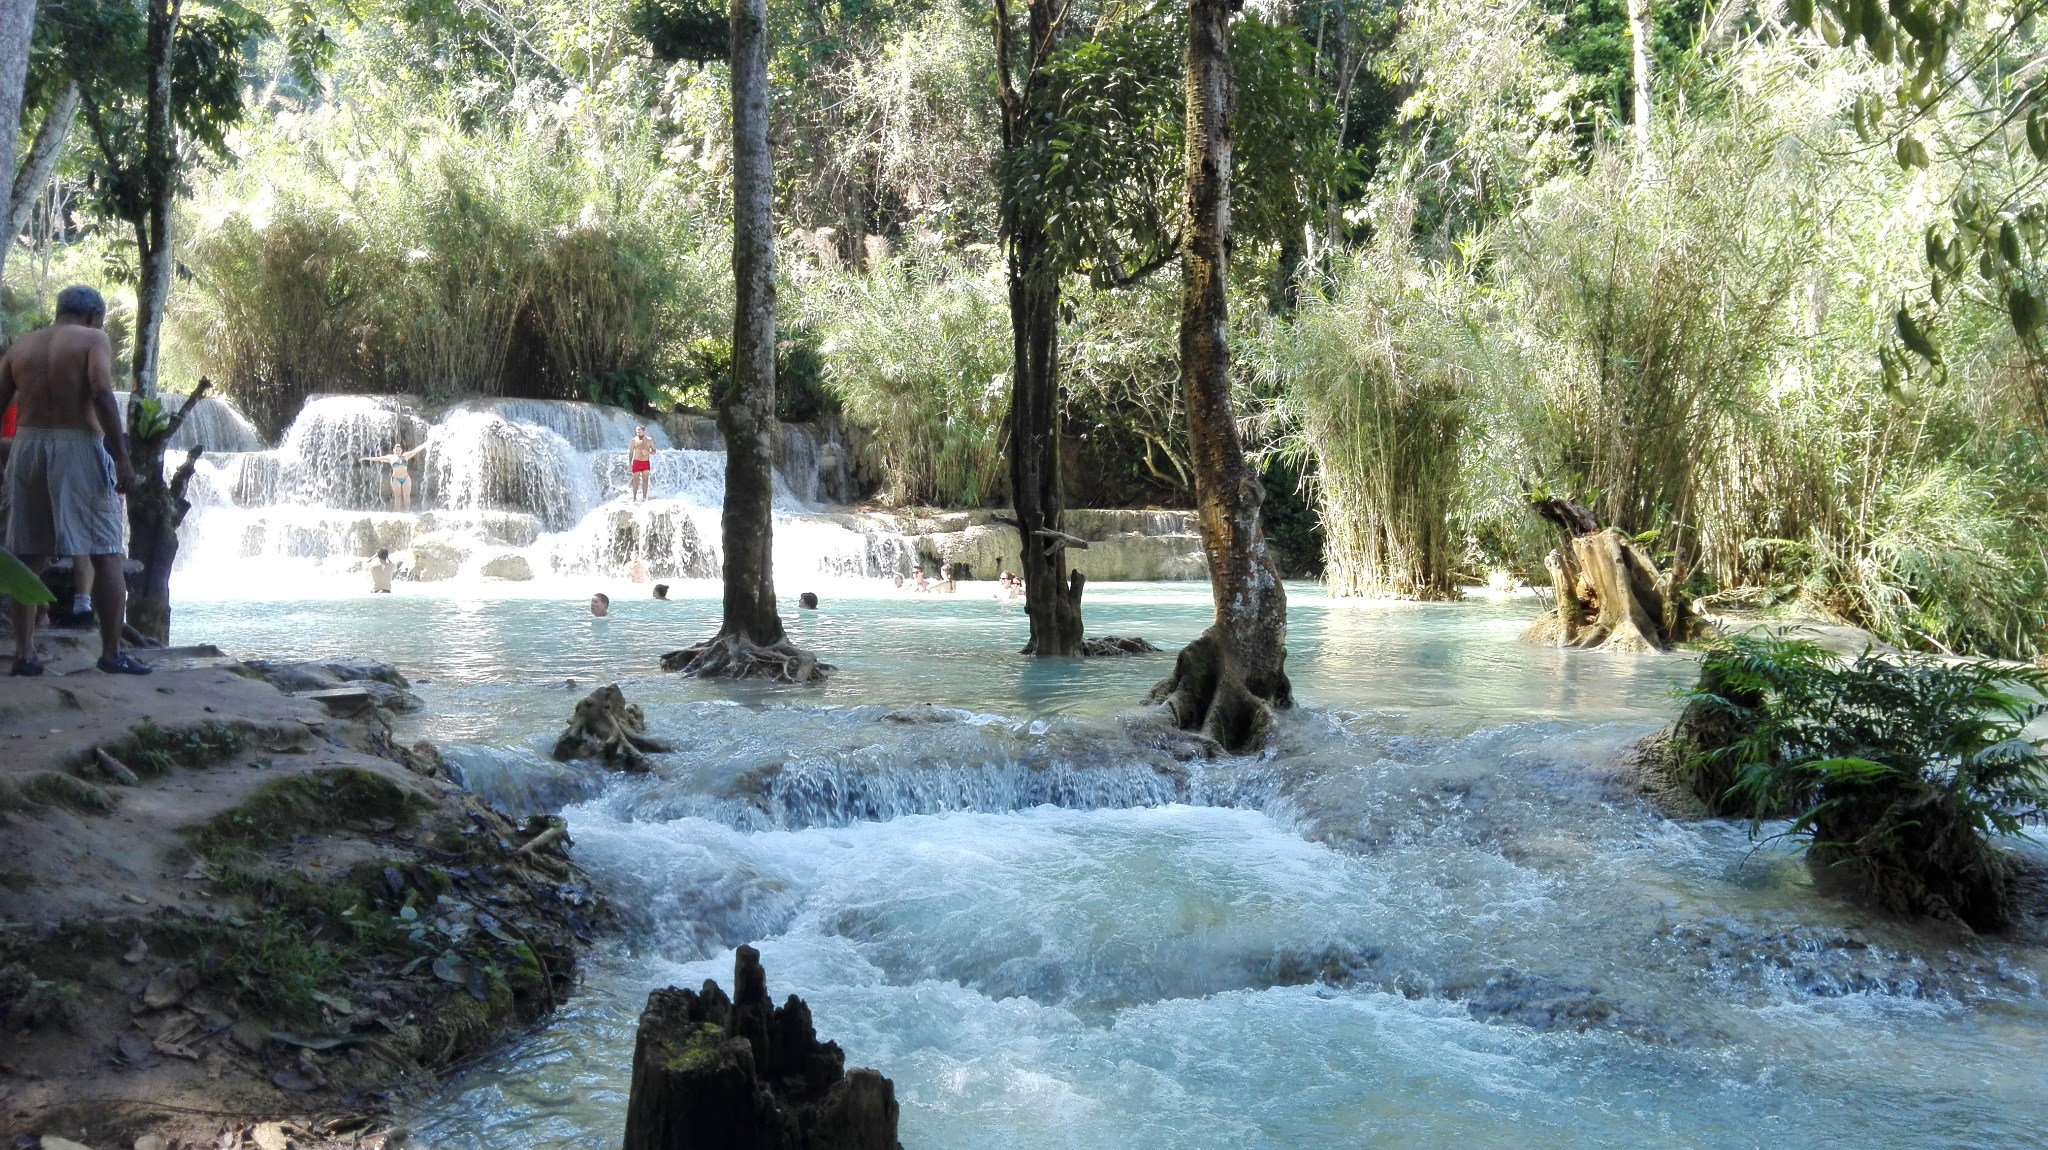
[1081,635,1160,657]
[660,632,832,684]
[552,684,673,772]
[1147,627,1291,754]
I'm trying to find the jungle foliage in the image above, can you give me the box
[6,0,2048,658]
[1681,634,2048,929]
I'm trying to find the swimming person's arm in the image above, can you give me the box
[87,332,131,492]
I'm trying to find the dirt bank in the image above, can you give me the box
[0,630,602,1150]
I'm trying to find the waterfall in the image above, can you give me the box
[169,394,1208,589]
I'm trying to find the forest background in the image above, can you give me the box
[7,0,2047,661]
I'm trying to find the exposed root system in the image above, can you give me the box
[661,632,832,684]
[1148,627,1292,755]
[1082,635,1160,657]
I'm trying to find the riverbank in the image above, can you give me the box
[0,628,600,1150]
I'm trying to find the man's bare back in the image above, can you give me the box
[0,286,147,676]
[0,323,119,438]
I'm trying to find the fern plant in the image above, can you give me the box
[1683,633,2048,929]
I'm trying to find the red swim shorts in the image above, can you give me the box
[631,459,651,473]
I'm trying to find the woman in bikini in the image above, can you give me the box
[364,441,428,511]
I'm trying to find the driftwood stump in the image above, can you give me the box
[621,945,903,1150]
[1521,497,1692,652]
[552,684,672,772]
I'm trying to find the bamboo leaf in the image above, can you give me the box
[0,549,52,606]
[1895,306,1939,361]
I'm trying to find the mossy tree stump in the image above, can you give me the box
[621,945,903,1150]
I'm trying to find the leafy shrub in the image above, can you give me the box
[1683,633,2048,930]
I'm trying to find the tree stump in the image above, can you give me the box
[621,945,903,1150]
[552,684,672,772]
[1520,497,1691,652]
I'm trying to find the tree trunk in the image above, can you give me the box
[122,0,185,645]
[994,0,1084,657]
[1149,0,1292,753]
[1520,495,1689,652]
[662,0,825,683]
[0,0,42,286]
[1627,0,1652,157]
[8,80,80,248]
[124,381,211,644]
[131,0,181,400]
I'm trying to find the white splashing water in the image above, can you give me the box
[173,394,900,589]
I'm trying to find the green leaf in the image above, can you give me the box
[2009,286,2042,339]
[2030,109,2048,163]
[0,548,52,606]
[1895,305,1939,361]
[1895,135,1929,169]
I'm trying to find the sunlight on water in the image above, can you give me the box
[170,581,2048,1148]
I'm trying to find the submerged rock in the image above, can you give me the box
[622,945,903,1150]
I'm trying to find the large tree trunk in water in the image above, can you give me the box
[994,0,1084,657]
[8,80,79,248]
[663,0,825,684]
[1520,495,1690,652]
[1149,0,1291,753]
[122,0,184,645]
[1007,252,1084,655]
[0,0,40,286]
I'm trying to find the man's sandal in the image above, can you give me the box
[9,657,43,677]
[97,653,153,676]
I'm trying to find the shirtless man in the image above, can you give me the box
[363,442,427,511]
[628,426,657,502]
[0,285,149,676]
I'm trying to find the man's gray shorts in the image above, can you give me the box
[4,426,125,556]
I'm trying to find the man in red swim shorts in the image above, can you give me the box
[628,425,657,502]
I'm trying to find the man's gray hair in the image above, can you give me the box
[54,284,105,320]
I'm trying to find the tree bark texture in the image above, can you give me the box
[124,380,211,644]
[1150,0,1292,754]
[0,0,41,286]
[620,945,904,1150]
[119,0,186,645]
[1520,496,1690,652]
[666,0,825,684]
[994,0,1085,657]
[8,80,79,246]
[131,0,182,400]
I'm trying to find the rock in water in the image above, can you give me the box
[622,946,903,1150]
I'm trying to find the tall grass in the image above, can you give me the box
[179,90,726,434]
[804,240,1010,506]
[1266,235,1477,598]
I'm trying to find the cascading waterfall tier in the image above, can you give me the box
[170,392,1208,590]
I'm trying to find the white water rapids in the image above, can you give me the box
[166,575,2048,1149]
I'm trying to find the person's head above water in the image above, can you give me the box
[590,592,610,616]
[799,592,819,609]
[653,584,669,600]
[54,284,105,327]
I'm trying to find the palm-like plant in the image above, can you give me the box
[1684,633,2048,930]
